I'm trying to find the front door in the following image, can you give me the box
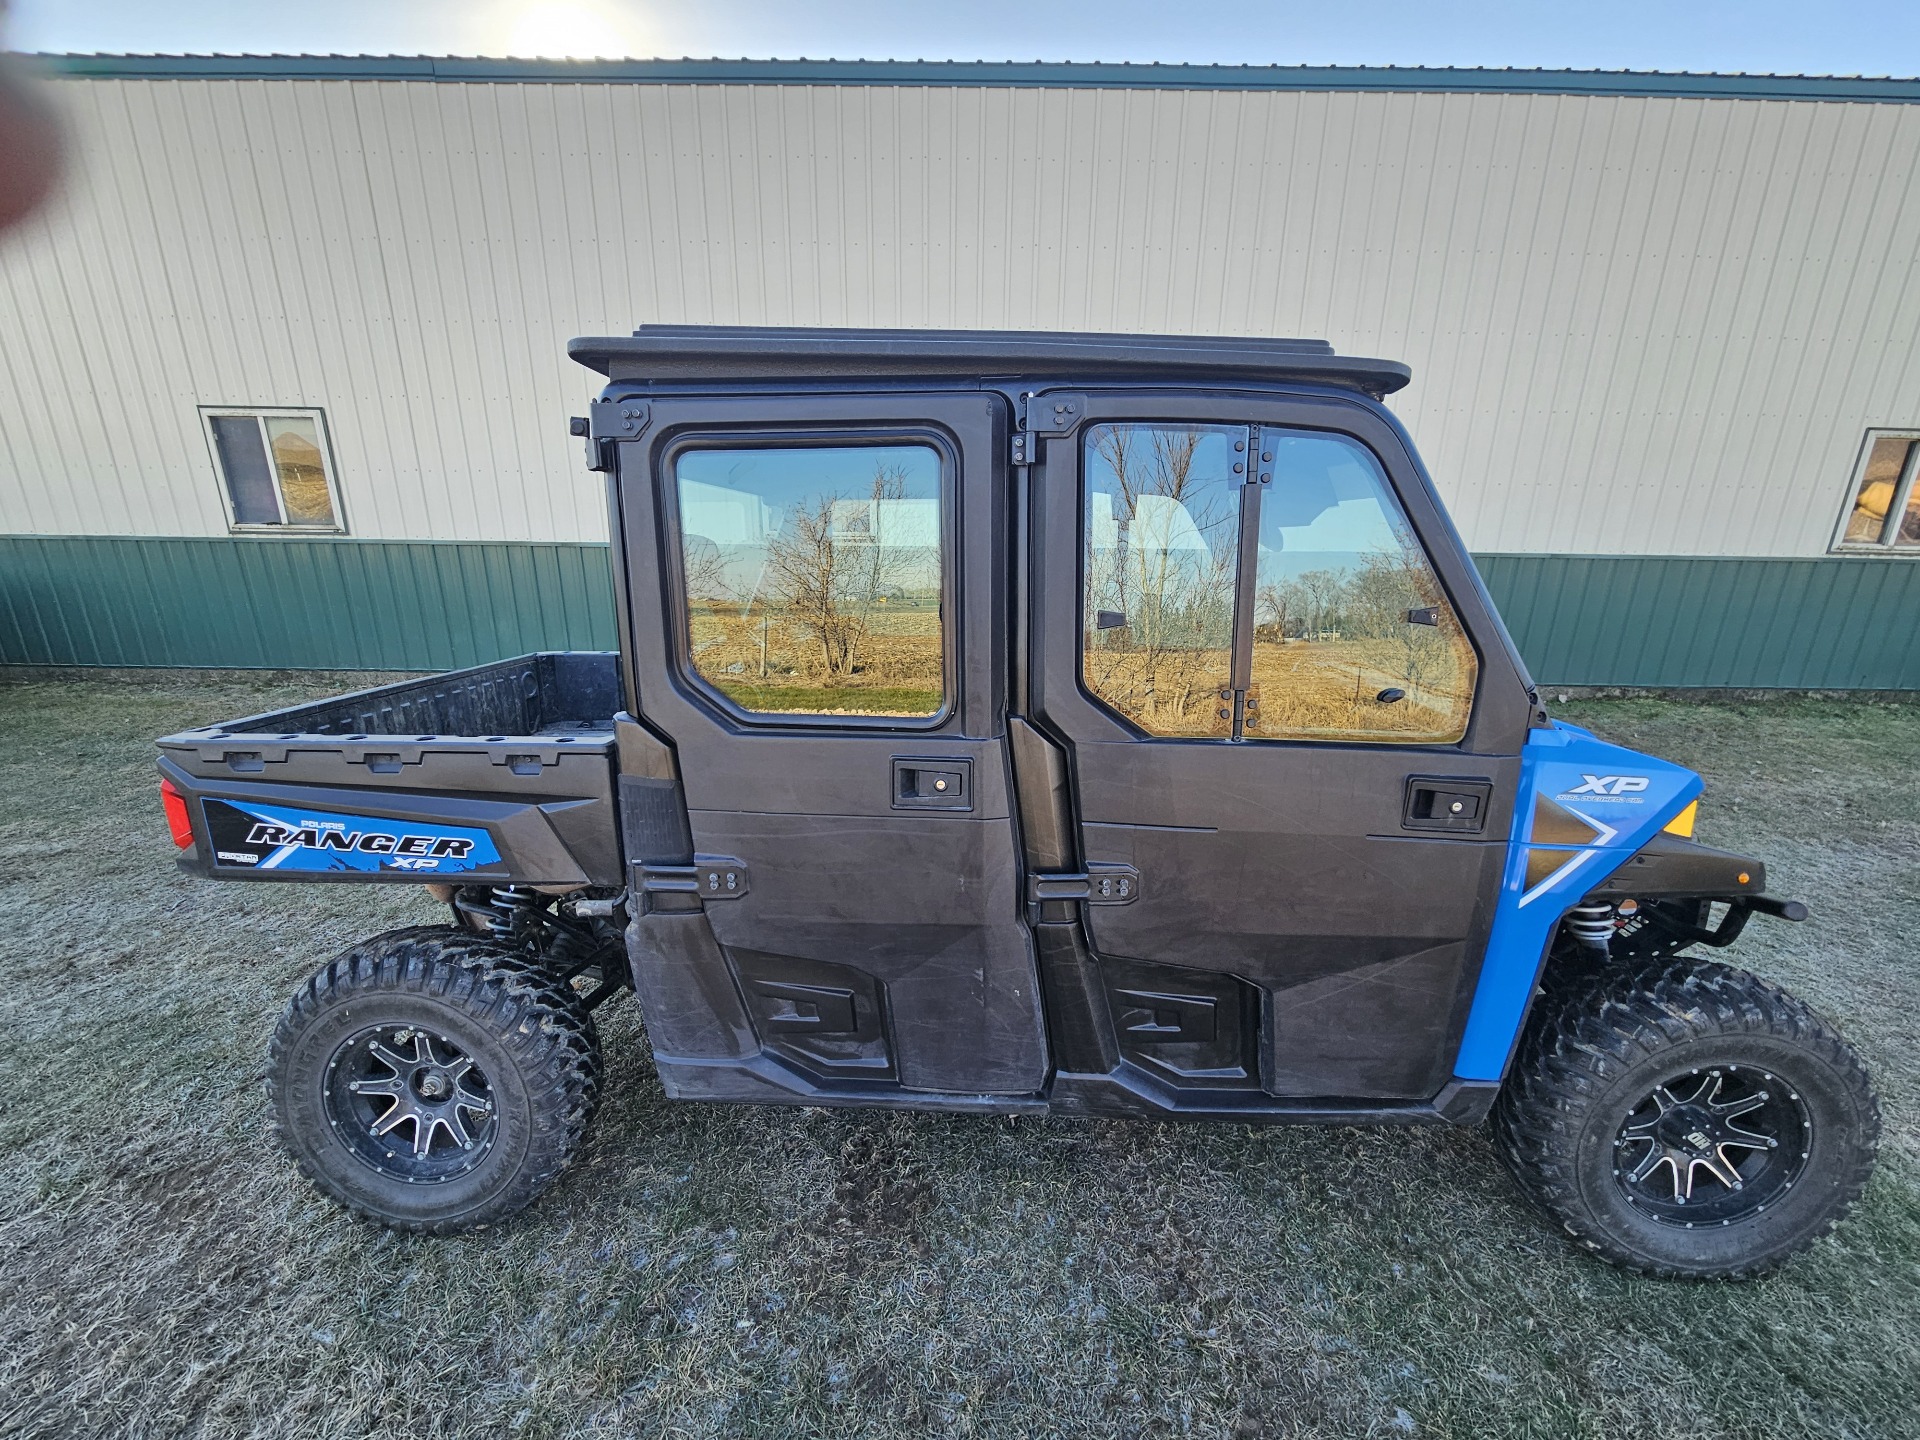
[618,391,1047,1095]
[1028,390,1532,1099]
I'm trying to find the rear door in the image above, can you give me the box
[617,391,1047,1095]
[1027,389,1532,1099]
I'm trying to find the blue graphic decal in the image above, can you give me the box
[1451,722,1702,1082]
[202,797,502,875]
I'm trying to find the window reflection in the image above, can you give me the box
[1845,436,1914,546]
[1246,432,1475,743]
[676,444,944,718]
[1082,424,1245,737]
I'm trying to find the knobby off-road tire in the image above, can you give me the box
[268,925,601,1233]
[1492,956,1878,1279]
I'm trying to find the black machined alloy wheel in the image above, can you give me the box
[1612,1065,1810,1228]
[326,1025,500,1184]
[269,926,601,1232]
[1493,956,1878,1279]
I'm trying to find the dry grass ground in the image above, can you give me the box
[1,677,1916,1440]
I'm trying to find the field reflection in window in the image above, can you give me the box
[1248,433,1475,743]
[676,444,944,717]
[1083,424,1244,737]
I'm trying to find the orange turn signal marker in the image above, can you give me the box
[1661,801,1698,839]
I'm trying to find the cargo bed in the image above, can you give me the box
[157,653,623,887]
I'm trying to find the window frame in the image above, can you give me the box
[198,405,347,535]
[659,426,959,732]
[1075,414,1479,747]
[1831,428,1920,553]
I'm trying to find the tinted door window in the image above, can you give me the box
[675,443,945,718]
[1082,424,1247,737]
[1248,431,1475,742]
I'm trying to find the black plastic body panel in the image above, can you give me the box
[612,390,1050,1097]
[157,652,622,886]
[1591,832,1767,900]
[1025,387,1532,1102]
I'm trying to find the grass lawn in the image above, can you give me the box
[0,677,1915,1439]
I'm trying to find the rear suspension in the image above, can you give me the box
[448,884,630,1009]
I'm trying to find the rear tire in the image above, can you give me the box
[268,925,601,1232]
[1492,956,1878,1278]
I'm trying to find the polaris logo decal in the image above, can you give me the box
[1567,774,1650,797]
[201,798,501,876]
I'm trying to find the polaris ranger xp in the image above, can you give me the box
[156,326,1878,1278]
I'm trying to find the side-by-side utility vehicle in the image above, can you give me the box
[157,326,1878,1277]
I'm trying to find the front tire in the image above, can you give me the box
[1492,956,1878,1278]
[268,926,601,1232]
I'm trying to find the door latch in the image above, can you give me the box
[1402,777,1493,834]
[892,757,972,811]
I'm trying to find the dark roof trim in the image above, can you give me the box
[568,324,1412,397]
[34,54,1920,103]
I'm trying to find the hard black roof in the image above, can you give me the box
[569,325,1412,396]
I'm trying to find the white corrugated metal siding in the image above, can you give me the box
[4,75,1920,553]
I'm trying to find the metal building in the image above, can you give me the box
[4,55,1919,686]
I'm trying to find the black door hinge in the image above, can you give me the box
[1013,391,1090,465]
[1026,862,1140,905]
[637,854,748,910]
[577,398,651,473]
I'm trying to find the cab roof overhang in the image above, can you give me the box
[568,325,1413,397]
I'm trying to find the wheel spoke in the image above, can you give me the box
[445,1106,473,1149]
[365,1040,411,1074]
[413,1113,443,1157]
[1673,1153,1698,1203]
[349,1075,405,1099]
[1674,1072,1719,1107]
[1626,1146,1668,1186]
[1720,1122,1776,1152]
[369,1098,415,1137]
[1712,1144,1758,1190]
[1712,1091,1767,1120]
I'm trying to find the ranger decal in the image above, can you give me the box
[201,798,502,875]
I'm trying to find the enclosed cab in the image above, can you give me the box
[158,326,1877,1276]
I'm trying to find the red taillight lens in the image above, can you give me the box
[160,778,194,849]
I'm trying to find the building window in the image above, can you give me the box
[201,408,343,531]
[1834,431,1920,551]
[673,441,946,719]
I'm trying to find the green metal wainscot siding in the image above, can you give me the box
[3,536,1919,688]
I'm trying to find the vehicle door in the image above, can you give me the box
[1026,390,1533,1099]
[617,391,1047,1095]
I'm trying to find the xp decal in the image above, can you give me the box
[202,798,502,875]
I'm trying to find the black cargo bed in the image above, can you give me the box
[214,652,620,741]
[157,653,624,888]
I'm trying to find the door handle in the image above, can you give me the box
[891,757,973,811]
[1402,777,1493,834]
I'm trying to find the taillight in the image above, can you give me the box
[160,778,194,849]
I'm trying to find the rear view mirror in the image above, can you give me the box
[1096,610,1128,631]
[1376,688,1407,704]
[1407,606,1440,626]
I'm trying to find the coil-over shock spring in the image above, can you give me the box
[1564,900,1617,953]
[454,884,543,944]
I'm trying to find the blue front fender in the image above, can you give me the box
[1451,722,1703,1083]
